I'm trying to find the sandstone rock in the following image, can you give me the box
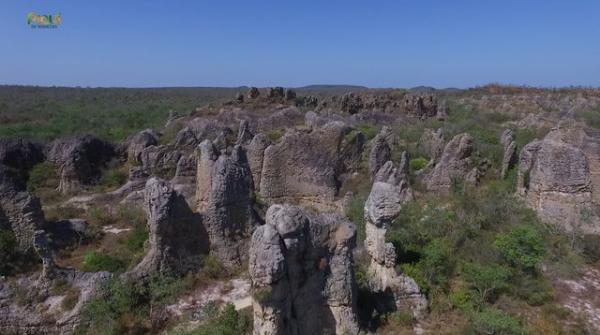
[196,141,257,267]
[0,138,45,185]
[235,92,245,103]
[423,133,474,192]
[363,158,427,319]
[249,204,359,335]
[33,230,56,281]
[47,135,116,194]
[246,134,271,192]
[368,126,393,178]
[259,123,364,209]
[126,129,158,163]
[284,88,296,101]
[341,93,363,114]
[0,184,45,253]
[418,128,445,162]
[130,177,207,278]
[175,127,200,147]
[517,123,600,234]
[268,87,285,99]
[500,129,518,179]
[248,87,260,99]
[236,119,254,145]
[139,145,183,178]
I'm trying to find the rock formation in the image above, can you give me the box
[196,141,257,267]
[368,126,392,178]
[364,157,427,319]
[246,133,271,192]
[249,204,359,335]
[0,138,45,185]
[500,129,518,179]
[46,135,116,194]
[418,128,445,162]
[423,133,474,192]
[126,129,158,163]
[248,87,260,99]
[517,123,600,234]
[131,177,207,278]
[236,119,254,145]
[258,122,364,209]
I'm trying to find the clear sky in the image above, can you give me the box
[1,1,599,88]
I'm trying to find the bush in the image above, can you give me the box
[418,238,454,287]
[252,286,273,304]
[410,157,429,172]
[87,206,117,226]
[581,234,600,263]
[202,254,225,279]
[27,161,59,192]
[495,226,545,270]
[468,308,527,335]
[345,195,367,243]
[173,303,252,335]
[98,166,128,190]
[0,228,17,275]
[81,251,126,273]
[61,286,81,311]
[354,123,379,140]
[266,129,284,142]
[462,262,511,304]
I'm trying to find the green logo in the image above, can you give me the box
[28,12,61,28]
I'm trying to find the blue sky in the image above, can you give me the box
[1,1,599,88]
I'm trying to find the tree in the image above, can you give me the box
[495,226,545,270]
[462,262,511,304]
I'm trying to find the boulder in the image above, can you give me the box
[46,135,116,194]
[248,87,260,99]
[126,129,158,163]
[422,133,474,192]
[363,157,427,319]
[340,93,363,114]
[236,119,254,145]
[249,204,359,335]
[517,123,600,234]
[0,138,45,185]
[259,123,364,209]
[268,87,285,99]
[139,145,183,178]
[500,129,518,179]
[130,177,207,278]
[418,128,445,162]
[196,141,257,267]
[368,126,392,178]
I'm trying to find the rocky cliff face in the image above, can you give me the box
[368,126,392,179]
[363,157,427,319]
[500,129,518,179]
[517,123,600,234]
[249,204,359,335]
[196,141,257,267]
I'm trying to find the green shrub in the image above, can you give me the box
[173,303,252,335]
[81,251,126,273]
[98,167,128,189]
[410,157,429,172]
[511,275,554,306]
[449,288,475,311]
[0,228,17,275]
[87,206,117,226]
[345,195,367,243]
[418,238,454,287]
[26,161,59,192]
[148,274,194,306]
[354,123,379,140]
[388,310,414,327]
[468,308,528,335]
[462,262,511,304]
[577,108,600,129]
[495,226,545,270]
[581,234,600,263]
[202,254,225,279]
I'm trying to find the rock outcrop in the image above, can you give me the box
[0,138,45,185]
[364,157,427,319]
[500,129,518,179]
[418,128,445,162]
[196,141,257,267]
[249,204,359,335]
[246,134,271,192]
[47,135,116,194]
[248,87,260,99]
[131,177,207,278]
[368,126,392,178]
[517,123,600,234]
[423,133,474,192]
[126,129,158,163]
[258,123,364,209]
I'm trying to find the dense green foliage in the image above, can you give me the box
[172,302,252,335]
[81,251,126,273]
[0,86,240,141]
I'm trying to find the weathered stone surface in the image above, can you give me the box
[246,133,271,192]
[0,179,45,252]
[126,129,158,163]
[46,135,116,194]
[259,123,364,209]
[248,87,260,99]
[368,126,392,178]
[500,129,518,179]
[341,92,363,114]
[175,127,200,147]
[33,230,56,281]
[418,128,445,162]
[423,133,474,192]
[249,204,359,335]
[268,87,285,99]
[139,145,183,177]
[517,123,600,234]
[363,157,427,319]
[196,141,257,267]
[0,138,45,186]
[284,88,296,101]
[130,177,207,278]
[236,119,254,145]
